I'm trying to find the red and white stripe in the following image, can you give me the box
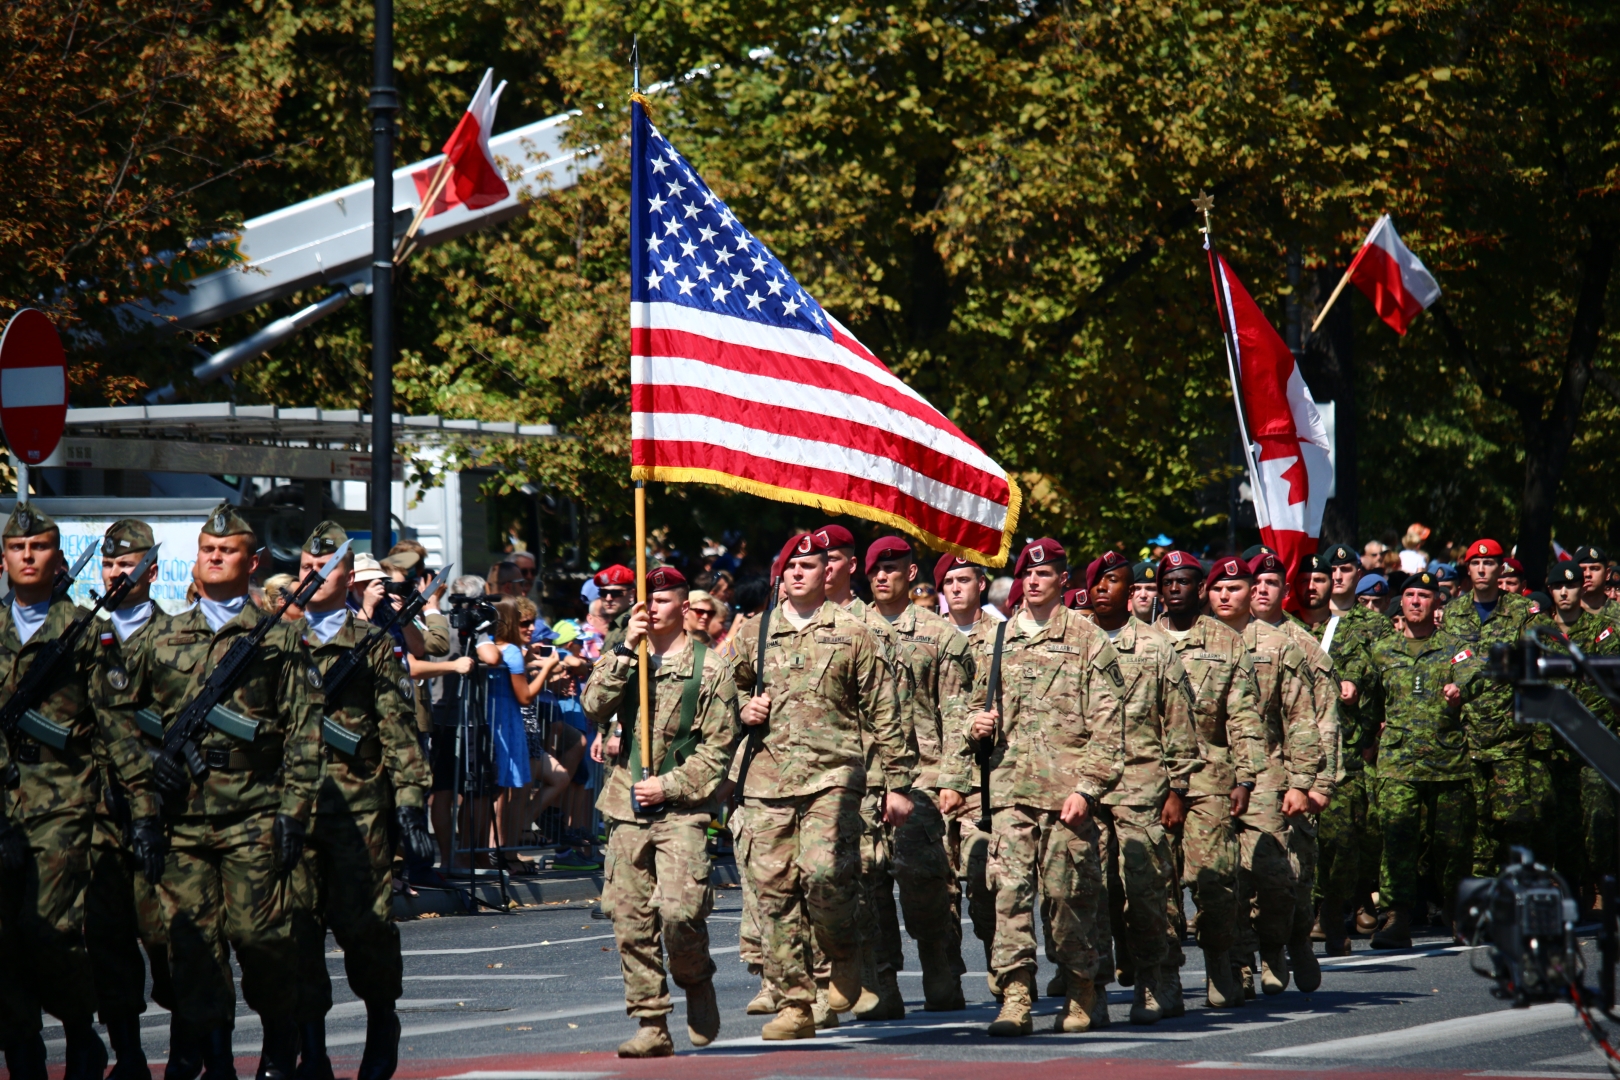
[412,69,509,216]
[630,301,1020,563]
[1345,215,1442,335]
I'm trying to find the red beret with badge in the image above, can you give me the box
[1250,552,1285,578]
[864,536,913,576]
[594,564,634,587]
[1206,556,1254,586]
[934,552,977,590]
[1013,537,1066,577]
[1157,550,1205,580]
[1466,538,1505,561]
[646,565,687,593]
[811,524,855,551]
[1084,550,1131,592]
[773,533,813,579]
[1064,587,1089,610]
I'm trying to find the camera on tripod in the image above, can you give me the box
[446,593,497,635]
[1456,848,1580,1006]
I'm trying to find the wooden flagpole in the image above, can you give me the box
[1309,267,1356,334]
[393,156,454,265]
[634,480,652,779]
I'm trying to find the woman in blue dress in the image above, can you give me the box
[476,599,548,873]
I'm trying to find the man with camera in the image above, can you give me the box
[580,565,740,1057]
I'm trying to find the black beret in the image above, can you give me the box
[1546,562,1581,588]
[1325,544,1358,568]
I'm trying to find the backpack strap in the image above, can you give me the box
[660,643,706,775]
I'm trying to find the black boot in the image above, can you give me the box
[200,1025,238,1080]
[255,1018,298,1080]
[62,1019,110,1080]
[294,1021,333,1080]
[3,1029,48,1080]
[356,1004,400,1080]
[106,1013,153,1080]
[163,1017,203,1080]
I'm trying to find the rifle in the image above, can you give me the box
[318,564,447,699]
[730,575,780,805]
[976,619,1007,833]
[0,543,158,751]
[157,540,351,786]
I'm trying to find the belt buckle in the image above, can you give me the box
[205,748,230,770]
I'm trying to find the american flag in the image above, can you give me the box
[627,100,1021,564]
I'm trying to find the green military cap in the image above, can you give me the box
[1132,560,1157,584]
[303,520,348,556]
[1403,570,1440,593]
[1325,543,1358,567]
[380,549,422,575]
[1241,543,1276,561]
[1302,553,1331,574]
[200,503,254,538]
[3,503,58,539]
[1546,562,1581,588]
[102,518,155,556]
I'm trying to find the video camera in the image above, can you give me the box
[445,593,498,636]
[1456,849,1580,1006]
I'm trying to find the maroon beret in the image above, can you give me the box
[864,536,913,576]
[811,524,855,551]
[646,565,687,593]
[1157,550,1205,580]
[934,552,975,590]
[1084,550,1131,592]
[1063,587,1089,610]
[1007,577,1024,612]
[593,564,634,587]
[1503,556,1525,575]
[1206,556,1254,586]
[1013,538,1066,577]
[1249,552,1285,578]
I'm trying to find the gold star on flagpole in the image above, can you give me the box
[1192,190,1214,237]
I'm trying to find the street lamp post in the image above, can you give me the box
[370,0,397,553]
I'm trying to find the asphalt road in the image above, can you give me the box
[41,882,1620,1079]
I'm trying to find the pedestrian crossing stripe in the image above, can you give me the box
[1452,648,1473,663]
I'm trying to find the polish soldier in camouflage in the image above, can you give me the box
[728,534,914,1041]
[288,523,433,1080]
[84,518,177,1080]
[1364,571,1477,949]
[1153,550,1268,1010]
[1204,556,1320,998]
[963,538,1124,1037]
[145,504,324,1080]
[582,565,741,1057]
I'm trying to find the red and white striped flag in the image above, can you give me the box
[411,69,510,216]
[627,101,1020,565]
[1344,215,1442,335]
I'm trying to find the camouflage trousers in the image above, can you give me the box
[289,807,401,1018]
[601,812,716,1017]
[86,816,173,1018]
[1289,815,1318,948]
[1581,766,1618,884]
[0,807,97,1029]
[731,805,766,970]
[160,810,299,1026]
[986,804,1102,989]
[860,789,960,984]
[1471,757,1553,877]
[1315,769,1367,908]
[745,787,864,1004]
[1234,792,1300,956]
[1167,792,1238,967]
[1546,759,1613,887]
[1091,803,1170,986]
[1374,777,1473,912]
[946,792,995,967]
[855,790,899,983]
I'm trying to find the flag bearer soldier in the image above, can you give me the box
[1205,557,1319,997]
[1081,550,1199,1023]
[582,565,741,1057]
[1153,550,1267,1009]
[84,520,176,1080]
[864,537,973,1012]
[0,506,163,1080]
[964,538,1123,1037]
[727,534,914,1040]
[288,524,434,1080]
[146,504,324,1080]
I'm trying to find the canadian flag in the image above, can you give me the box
[1208,244,1333,586]
[411,69,509,216]
[1344,215,1442,335]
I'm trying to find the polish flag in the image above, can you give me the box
[411,69,509,216]
[1344,215,1441,335]
[1208,244,1333,587]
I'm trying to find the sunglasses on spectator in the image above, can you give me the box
[519,619,536,627]
[600,588,629,598]
[690,606,715,616]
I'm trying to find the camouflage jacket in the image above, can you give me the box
[727,601,912,799]
[1365,629,1475,781]
[90,607,171,825]
[143,601,324,825]
[1297,606,1390,770]
[963,605,1124,812]
[936,607,1005,794]
[846,598,905,790]
[1529,607,1620,732]
[1275,617,1343,797]
[582,636,741,821]
[1153,615,1268,796]
[1241,618,1321,795]
[0,597,158,822]
[602,608,632,654]
[870,602,970,793]
[300,610,430,815]
[1443,591,1539,759]
[1095,617,1199,809]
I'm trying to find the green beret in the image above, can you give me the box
[303,520,348,556]
[1403,570,1440,594]
[1326,544,1358,567]
[1132,560,1157,584]
[1546,562,1581,588]
[1302,553,1331,574]
[102,518,155,556]
[3,504,58,539]
[200,503,254,539]
[1241,543,1275,561]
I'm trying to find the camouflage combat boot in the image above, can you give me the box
[616,1019,674,1059]
[987,970,1035,1037]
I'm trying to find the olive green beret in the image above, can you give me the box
[3,504,58,539]
[380,549,422,574]
[200,503,254,538]
[102,518,155,556]
[303,520,348,556]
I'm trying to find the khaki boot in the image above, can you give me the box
[1054,970,1096,1033]
[685,979,720,1047]
[1130,978,1163,1026]
[853,968,906,1021]
[1156,964,1185,1018]
[987,971,1035,1037]
[1088,981,1111,1029]
[1370,907,1412,950]
[825,958,861,1013]
[919,940,966,1011]
[1233,953,1257,1000]
[745,970,782,1015]
[1259,947,1289,995]
[1288,929,1322,994]
[1204,950,1242,1009]
[616,1019,674,1058]
[762,1002,816,1041]
[811,987,839,1030]
[987,971,1003,1002]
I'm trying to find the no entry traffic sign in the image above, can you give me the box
[0,309,68,465]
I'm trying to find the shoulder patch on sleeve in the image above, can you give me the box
[1599,626,1615,644]
[1452,648,1474,664]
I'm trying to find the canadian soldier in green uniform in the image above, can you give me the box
[146,504,324,1080]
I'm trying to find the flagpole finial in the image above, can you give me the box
[631,35,641,93]
[1192,189,1215,238]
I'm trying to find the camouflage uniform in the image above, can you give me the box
[1233,619,1320,967]
[1153,615,1266,971]
[1442,591,1541,876]
[727,601,912,1006]
[1364,629,1476,913]
[582,636,740,1017]
[966,606,1123,992]
[1274,618,1342,953]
